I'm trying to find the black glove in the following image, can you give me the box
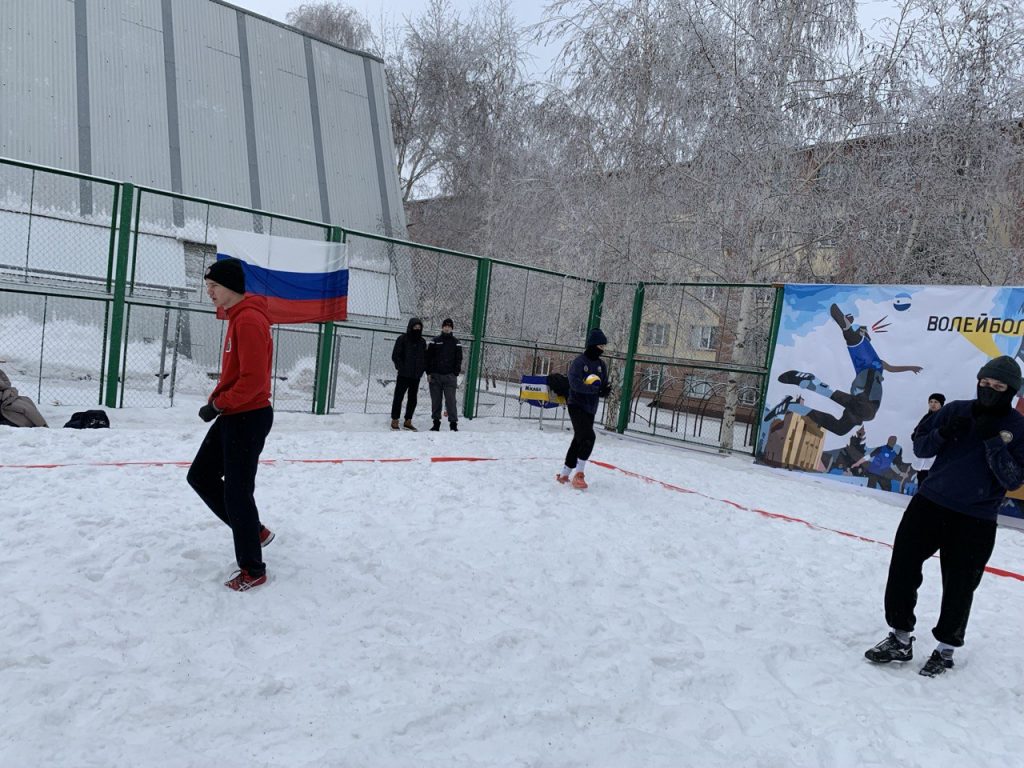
[939,415,972,440]
[599,383,612,397]
[199,402,221,422]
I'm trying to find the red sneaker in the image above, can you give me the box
[571,472,588,490]
[555,473,570,485]
[224,569,267,591]
[259,526,275,547]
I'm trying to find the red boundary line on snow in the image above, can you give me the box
[589,460,1024,583]
[6,454,1023,583]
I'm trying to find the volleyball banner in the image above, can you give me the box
[757,284,1024,527]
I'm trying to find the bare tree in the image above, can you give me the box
[287,2,371,50]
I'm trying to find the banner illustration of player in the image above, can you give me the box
[758,284,1024,526]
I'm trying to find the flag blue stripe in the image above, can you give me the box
[216,253,348,301]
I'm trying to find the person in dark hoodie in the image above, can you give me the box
[910,392,946,485]
[425,317,463,431]
[391,317,427,431]
[186,257,275,592]
[864,356,1024,677]
[556,328,611,490]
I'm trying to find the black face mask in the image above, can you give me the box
[585,345,603,360]
[975,382,1015,411]
[410,327,422,338]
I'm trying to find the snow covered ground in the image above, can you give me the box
[3,407,1024,767]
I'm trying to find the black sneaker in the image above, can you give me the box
[430,420,441,432]
[449,422,458,432]
[778,370,816,386]
[830,303,851,329]
[763,395,793,422]
[865,632,914,663]
[919,650,954,677]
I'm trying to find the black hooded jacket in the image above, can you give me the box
[392,317,427,379]
[426,331,463,375]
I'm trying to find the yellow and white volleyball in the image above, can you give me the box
[584,374,601,385]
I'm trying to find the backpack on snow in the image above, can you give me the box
[63,409,110,429]
[546,373,570,400]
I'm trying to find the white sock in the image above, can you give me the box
[936,642,955,657]
[893,629,912,645]
[560,466,571,478]
[576,460,587,473]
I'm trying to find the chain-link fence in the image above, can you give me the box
[0,157,782,453]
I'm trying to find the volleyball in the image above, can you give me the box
[584,374,601,385]
[893,292,912,312]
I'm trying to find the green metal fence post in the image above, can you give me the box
[104,182,133,407]
[751,283,786,450]
[463,258,492,420]
[313,227,342,414]
[588,281,605,333]
[615,281,645,434]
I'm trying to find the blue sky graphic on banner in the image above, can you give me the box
[759,284,1024,526]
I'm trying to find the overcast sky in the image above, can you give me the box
[230,0,904,77]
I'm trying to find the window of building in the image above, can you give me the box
[644,322,669,347]
[738,388,759,405]
[535,357,551,376]
[641,367,662,392]
[701,285,718,301]
[685,376,713,397]
[693,325,719,350]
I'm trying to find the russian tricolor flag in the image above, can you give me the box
[215,228,348,324]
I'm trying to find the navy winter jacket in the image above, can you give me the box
[426,333,463,375]
[914,399,1024,521]
[567,353,607,415]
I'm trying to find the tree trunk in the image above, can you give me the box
[719,285,754,452]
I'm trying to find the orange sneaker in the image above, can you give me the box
[224,569,267,591]
[571,472,588,490]
[555,473,570,484]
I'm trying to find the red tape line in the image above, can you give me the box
[5,454,1023,583]
[589,460,1024,583]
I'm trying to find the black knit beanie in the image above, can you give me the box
[978,355,1022,392]
[442,318,454,329]
[928,392,946,406]
[204,258,246,295]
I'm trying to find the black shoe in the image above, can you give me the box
[919,650,954,677]
[430,420,441,431]
[778,370,815,386]
[830,303,851,329]
[865,632,914,663]
[763,395,793,422]
[449,422,458,431]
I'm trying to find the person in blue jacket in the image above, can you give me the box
[851,435,909,491]
[776,303,922,435]
[864,355,1024,677]
[556,328,611,490]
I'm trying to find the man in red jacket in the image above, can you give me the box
[187,257,275,591]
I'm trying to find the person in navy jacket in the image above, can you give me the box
[865,355,1024,676]
[425,318,463,431]
[556,328,611,490]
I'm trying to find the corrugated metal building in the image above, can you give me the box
[0,0,405,237]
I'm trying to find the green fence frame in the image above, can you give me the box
[0,155,784,454]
